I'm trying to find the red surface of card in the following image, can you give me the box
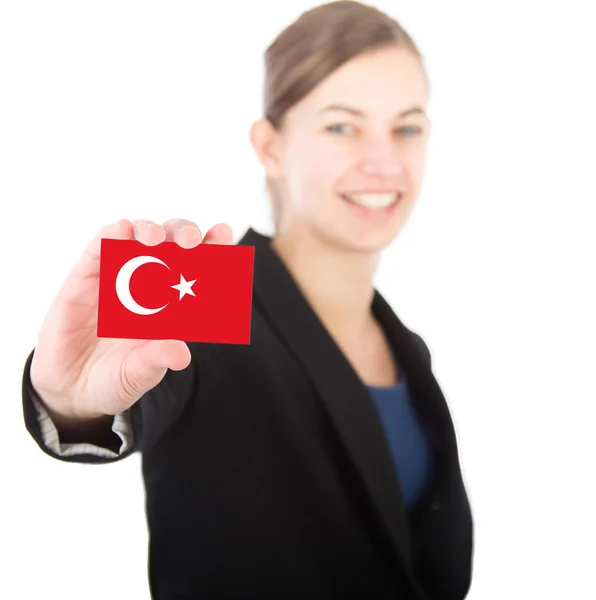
[97,239,254,344]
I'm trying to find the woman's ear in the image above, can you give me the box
[249,118,284,179]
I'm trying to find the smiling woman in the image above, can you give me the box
[21,1,473,599]
[254,0,431,250]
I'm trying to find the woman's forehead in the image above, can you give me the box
[288,85,427,130]
[296,48,427,114]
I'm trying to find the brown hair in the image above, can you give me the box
[262,0,428,232]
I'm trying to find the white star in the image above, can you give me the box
[171,274,197,300]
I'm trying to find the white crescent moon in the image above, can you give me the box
[115,255,170,315]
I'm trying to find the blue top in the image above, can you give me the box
[366,360,433,508]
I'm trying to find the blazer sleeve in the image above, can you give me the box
[21,345,199,464]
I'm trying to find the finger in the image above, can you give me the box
[131,219,166,246]
[163,218,203,249]
[88,218,134,258]
[202,223,234,244]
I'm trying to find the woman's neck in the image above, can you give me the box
[270,227,380,338]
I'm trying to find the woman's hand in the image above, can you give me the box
[29,218,234,427]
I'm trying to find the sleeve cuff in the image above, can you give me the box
[30,393,134,459]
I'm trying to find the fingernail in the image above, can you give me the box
[180,226,198,234]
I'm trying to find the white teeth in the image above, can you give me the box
[343,193,399,209]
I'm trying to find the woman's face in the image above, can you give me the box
[259,45,431,252]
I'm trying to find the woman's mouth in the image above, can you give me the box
[340,192,403,218]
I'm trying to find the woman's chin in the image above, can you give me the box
[324,226,399,254]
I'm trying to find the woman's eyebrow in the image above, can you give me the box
[319,104,426,118]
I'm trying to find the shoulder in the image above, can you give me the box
[411,330,432,366]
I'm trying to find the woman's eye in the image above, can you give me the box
[326,124,422,136]
[327,123,353,134]
[397,126,422,135]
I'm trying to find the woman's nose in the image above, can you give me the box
[359,142,404,177]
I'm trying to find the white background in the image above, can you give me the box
[1,1,595,598]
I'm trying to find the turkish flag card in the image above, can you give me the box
[97,238,254,344]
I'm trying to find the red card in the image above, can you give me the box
[97,239,254,344]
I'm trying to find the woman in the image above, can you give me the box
[22,2,473,599]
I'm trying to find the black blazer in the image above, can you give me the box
[22,226,474,600]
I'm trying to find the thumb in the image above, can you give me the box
[119,339,191,404]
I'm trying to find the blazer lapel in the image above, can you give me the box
[237,227,443,594]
